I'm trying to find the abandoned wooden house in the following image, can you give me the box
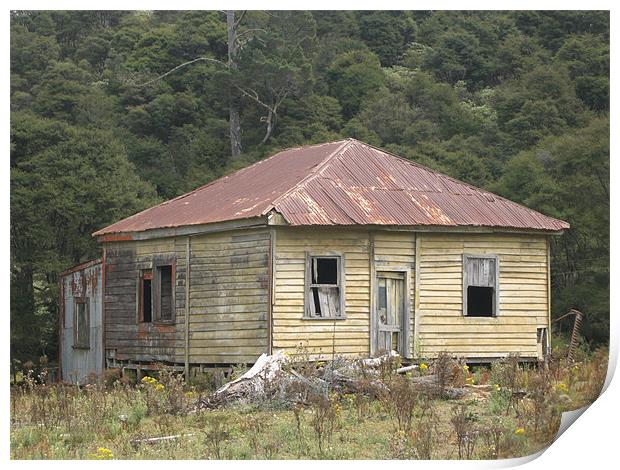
[59,138,569,382]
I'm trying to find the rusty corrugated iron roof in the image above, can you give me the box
[93,138,569,236]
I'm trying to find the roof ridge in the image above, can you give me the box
[93,139,350,236]
[348,139,568,227]
[262,138,354,216]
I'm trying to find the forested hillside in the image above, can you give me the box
[10,11,609,364]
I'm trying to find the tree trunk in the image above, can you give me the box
[227,11,242,158]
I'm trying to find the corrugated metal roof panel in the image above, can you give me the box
[94,138,569,236]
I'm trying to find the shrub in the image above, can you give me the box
[378,374,418,433]
[450,402,480,459]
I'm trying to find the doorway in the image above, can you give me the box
[375,271,407,355]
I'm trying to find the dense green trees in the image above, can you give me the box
[10,10,609,363]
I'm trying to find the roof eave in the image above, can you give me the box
[95,215,270,243]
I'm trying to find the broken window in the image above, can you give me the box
[73,300,90,349]
[153,264,175,323]
[306,256,344,318]
[156,265,173,322]
[463,254,499,317]
[139,269,152,323]
[139,263,175,324]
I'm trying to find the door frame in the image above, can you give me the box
[371,266,412,358]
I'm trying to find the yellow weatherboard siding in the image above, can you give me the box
[416,232,549,359]
[272,227,417,359]
[272,228,548,361]
[188,228,270,364]
[273,227,371,358]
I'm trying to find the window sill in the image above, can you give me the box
[72,345,90,350]
[301,316,347,321]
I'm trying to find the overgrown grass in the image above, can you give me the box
[11,346,608,460]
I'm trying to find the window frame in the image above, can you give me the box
[152,258,176,324]
[138,269,153,323]
[136,256,176,325]
[462,253,500,318]
[303,252,346,320]
[73,298,90,349]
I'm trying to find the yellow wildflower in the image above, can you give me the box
[92,447,113,460]
[419,363,428,371]
[515,428,525,436]
[463,364,469,371]
[493,384,501,391]
[185,391,196,398]
[466,376,474,384]
[155,383,165,391]
[555,382,569,393]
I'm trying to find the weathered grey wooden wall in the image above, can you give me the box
[60,260,103,383]
[103,228,270,367]
[104,237,184,364]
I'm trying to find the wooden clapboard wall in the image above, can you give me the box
[187,228,270,364]
[416,232,549,359]
[104,228,270,366]
[272,227,417,359]
[272,227,371,358]
[104,237,185,364]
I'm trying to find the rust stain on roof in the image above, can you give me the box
[94,139,569,236]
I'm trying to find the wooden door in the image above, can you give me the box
[376,271,406,354]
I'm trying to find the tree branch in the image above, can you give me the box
[135,57,227,87]
[234,84,273,112]
[234,10,247,29]
[236,28,268,41]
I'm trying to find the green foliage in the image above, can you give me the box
[11,112,158,361]
[10,10,609,363]
[326,49,385,119]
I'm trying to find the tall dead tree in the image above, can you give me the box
[227,10,243,157]
[136,11,307,155]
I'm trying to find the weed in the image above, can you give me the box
[203,413,230,459]
[378,375,418,433]
[450,402,479,459]
[240,414,264,454]
[309,393,340,455]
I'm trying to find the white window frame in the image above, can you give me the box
[304,253,346,319]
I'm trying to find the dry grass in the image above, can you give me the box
[10,346,608,460]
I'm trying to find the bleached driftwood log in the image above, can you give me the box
[360,350,399,368]
[131,434,195,446]
[200,351,289,407]
[195,351,471,409]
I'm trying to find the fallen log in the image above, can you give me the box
[396,364,418,374]
[200,351,289,408]
[194,352,471,410]
[360,351,399,368]
[131,433,195,447]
